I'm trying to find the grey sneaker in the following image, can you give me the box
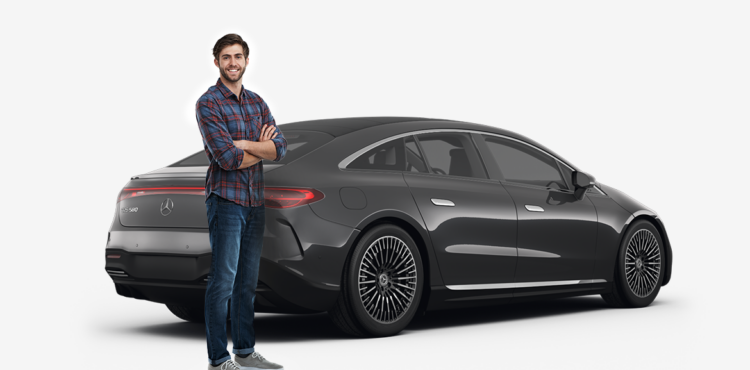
[208,360,242,370]
[234,352,284,370]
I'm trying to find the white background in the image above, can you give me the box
[1,1,748,369]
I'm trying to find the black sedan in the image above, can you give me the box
[106,117,673,337]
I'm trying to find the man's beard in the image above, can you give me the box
[220,66,246,83]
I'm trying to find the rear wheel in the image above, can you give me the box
[602,220,664,308]
[166,303,205,323]
[329,224,423,337]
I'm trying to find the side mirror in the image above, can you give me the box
[573,171,596,200]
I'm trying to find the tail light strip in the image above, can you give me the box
[119,187,205,202]
[118,186,324,208]
[264,187,325,209]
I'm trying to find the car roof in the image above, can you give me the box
[278,117,445,137]
[278,117,579,171]
[277,116,529,138]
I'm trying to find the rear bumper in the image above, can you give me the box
[105,204,360,312]
[106,251,337,313]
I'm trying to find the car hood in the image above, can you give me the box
[598,183,658,217]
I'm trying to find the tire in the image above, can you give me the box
[166,303,205,323]
[328,224,424,337]
[602,220,665,308]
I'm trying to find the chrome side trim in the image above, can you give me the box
[445,279,607,291]
[431,198,455,207]
[445,244,517,257]
[517,248,560,258]
[525,205,544,212]
[582,279,607,284]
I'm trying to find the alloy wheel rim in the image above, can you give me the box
[357,235,418,324]
[624,229,661,298]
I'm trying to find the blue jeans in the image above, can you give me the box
[204,193,265,366]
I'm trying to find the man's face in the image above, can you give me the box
[214,44,248,83]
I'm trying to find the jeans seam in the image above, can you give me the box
[206,200,214,359]
[236,234,243,346]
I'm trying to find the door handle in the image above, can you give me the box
[525,205,544,212]
[431,198,455,207]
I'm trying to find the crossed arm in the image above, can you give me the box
[197,95,285,171]
[234,124,279,169]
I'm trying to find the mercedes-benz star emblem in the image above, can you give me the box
[160,198,174,216]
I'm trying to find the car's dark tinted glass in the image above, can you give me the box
[264,130,334,165]
[405,136,429,173]
[481,135,567,189]
[170,130,334,167]
[347,138,405,171]
[416,132,487,179]
[170,151,210,167]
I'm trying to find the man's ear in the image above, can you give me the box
[214,59,219,68]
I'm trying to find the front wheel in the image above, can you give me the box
[329,224,424,337]
[602,220,665,308]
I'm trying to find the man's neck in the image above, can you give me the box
[220,76,243,99]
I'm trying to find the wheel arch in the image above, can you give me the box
[622,212,673,286]
[346,211,438,315]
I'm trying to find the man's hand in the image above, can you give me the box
[234,124,278,151]
[259,123,278,142]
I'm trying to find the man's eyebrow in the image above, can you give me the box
[220,53,245,58]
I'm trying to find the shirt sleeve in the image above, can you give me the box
[260,98,287,162]
[196,95,245,171]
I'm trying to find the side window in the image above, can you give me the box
[405,136,429,173]
[416,132,487,179]
[346,138,405,171]
[481,135,567,189]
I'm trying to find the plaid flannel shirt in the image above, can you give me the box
[196,79,287,207]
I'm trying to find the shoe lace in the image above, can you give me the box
[251,352,266,362]
[220,360,241,370]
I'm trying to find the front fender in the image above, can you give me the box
[600,184,673,287]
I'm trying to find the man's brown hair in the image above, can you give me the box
[213,33,250,60]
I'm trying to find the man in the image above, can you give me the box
[196,33,287,370]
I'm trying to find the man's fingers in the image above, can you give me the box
[262,124,275,140]
[256,124,277,141]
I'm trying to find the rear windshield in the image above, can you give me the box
[170,130,334,167]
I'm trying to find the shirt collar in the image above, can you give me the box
[215,78,247,100]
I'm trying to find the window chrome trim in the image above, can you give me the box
[339,129,574,171]
[337,128,606,195]
[445,279,607,291]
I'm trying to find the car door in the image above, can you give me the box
[403,132,518,288]
[475,134,597,289]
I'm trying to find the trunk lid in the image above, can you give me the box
[118,164,283,228]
